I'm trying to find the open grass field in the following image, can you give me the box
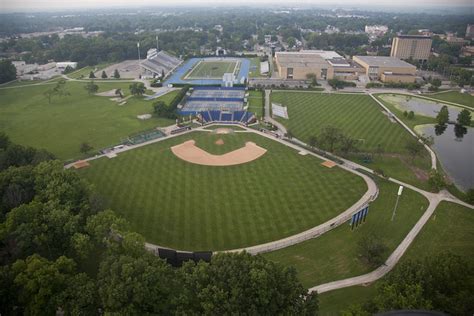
[247,90,264,118]
[0,81,179,160]
[317,201,474,314]
[427,91,474,109]
[271,91,432,189]
[264,179,428,288]
[78,131,367,251]
[184,60,239,79]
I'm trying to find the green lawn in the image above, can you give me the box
[317,201,474,314]
[264,179,428,288]
[271,91,432,189]
[0,81,179,160]
[184,60,238,79]
[248,90,264,118]
[427,91,474,110]
[78,131,367,251]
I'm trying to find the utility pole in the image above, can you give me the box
[156,35,159,51]
[391,185,404,221]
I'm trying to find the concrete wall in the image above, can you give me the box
[380,73,416,83]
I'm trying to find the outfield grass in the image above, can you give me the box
[427,91,474,109]
[0,81,179,160]
[317,201,474,314]
[263,179,428,288]
[271,91,432,189]
[184,60,238,79]
[248,90,264,118]
[79,131,367,251]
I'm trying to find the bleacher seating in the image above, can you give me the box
[141,50,182,77]
[199,110,255,125]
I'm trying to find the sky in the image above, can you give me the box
[1,0,473,11]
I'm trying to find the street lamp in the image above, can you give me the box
[391,185,404,221]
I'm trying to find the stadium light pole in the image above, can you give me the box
[391,185,404,221]
[137,42,141,62]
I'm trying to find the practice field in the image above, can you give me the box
[0,81,179,160]
[271,91,432,188]
[184,60,239,79]
[78,131,367,251]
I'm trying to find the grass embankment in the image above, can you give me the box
[317,201,474,314]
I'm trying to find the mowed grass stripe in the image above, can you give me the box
[79,132,367,250]
[272,92,412,153]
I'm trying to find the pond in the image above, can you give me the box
[381,94,469,119]
[416,124,474,191]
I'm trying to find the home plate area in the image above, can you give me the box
[171,140,266,166]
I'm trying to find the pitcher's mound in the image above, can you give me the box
[171,140,266,166]
[215,139,224,145]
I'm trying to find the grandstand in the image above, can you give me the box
[141,49,182,78]
[180,87,247,115]
[199,110,255,125]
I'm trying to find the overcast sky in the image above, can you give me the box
[1,0,473,11]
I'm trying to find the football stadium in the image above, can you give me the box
[165,57,251,85]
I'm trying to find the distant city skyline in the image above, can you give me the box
[1,0,473,12]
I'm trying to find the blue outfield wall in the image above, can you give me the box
[164,57,251,86]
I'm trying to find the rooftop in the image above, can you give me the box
[276,50,343,67]
[396,34,432,39]
[353,56,417,68]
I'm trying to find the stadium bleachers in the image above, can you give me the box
[141,50,182,77]
[199,110,255,125]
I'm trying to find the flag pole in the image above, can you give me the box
[391,186,404,221]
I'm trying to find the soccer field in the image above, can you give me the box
[78,131,367,251]
[0,81,179,160]
[271,91,432,189]
[184,60,239,79]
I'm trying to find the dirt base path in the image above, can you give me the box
[171,140,266,166]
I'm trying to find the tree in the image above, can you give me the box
[115,88,123,98]
[339,135,359,156]
[11,254,97,315]
[89,71,96,79]
[161,69,165,79]
[84,81,98,95]
[369,253,474,314]
[129,82,146,96]
[357,232,387,268]
[428,169,445,191]
[318,126,343,152]
[101,70,108,79]
[456,109,471,126]
[435,105,449,125]
[308,135,318,148]
[466,188,474,204]
[176,252,318,315]
[63,65,74,74]
[407,111,415,119]
[0,60,17,84]
[306,73,318,87]
[428,78,442,91]
[405,139,424,162]
[79,142,93,154]
[113,69,120,79]
[98,252,177,314]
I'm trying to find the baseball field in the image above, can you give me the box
[78,131,367,251]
